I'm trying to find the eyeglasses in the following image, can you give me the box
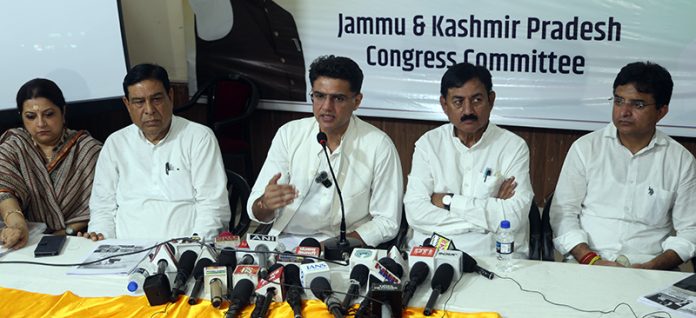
[309,92,357,105]
[609,96,656,110]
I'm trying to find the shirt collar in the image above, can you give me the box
[136,116,177,146]
[450,121,495,149]
[604,122,668,151]
[315,115,355,157]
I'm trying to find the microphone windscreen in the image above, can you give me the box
[284,264,302,286]
[268,263,284,273]
[350,264,369,287]
[179,250,198,275]
[310,277,332,299]
[218,247,237,267]
[461,252,477,273]
[231,279,255,303]
[192,258,214,279]
[422,238,432,247]
[316,132,328,145]
[378,257,404,279]
[409,262,430,285]
[299,237,321,249]
[432,264,455,291]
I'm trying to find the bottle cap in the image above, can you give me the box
[127,281,138,292]
[500,220,510,229]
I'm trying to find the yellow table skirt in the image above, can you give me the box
[0,287,501,318]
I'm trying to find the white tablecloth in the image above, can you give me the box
[0,235,690,317]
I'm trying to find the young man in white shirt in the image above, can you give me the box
[551,61,696,270]
[404,62,534,257]
[82,63,230,241]
[248,55,403,249]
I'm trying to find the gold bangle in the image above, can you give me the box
[3,209,24,222]
[588,255,602,265]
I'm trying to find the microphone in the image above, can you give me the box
[250,293,266,318]
[210,277,224,307]
[370,257,403,285]
[423,264,455,316]
[310,277,345,318]
[238,252,256,265]
[226,278,255,318]
[171,249,198,301]
[278,237,321,264]
[188,258,214,305]
[315,171,333,188]
[143,243,177,306]
[462,251,495,280]
[317,131,362,261]
[284,264,304,318]
[402,261,429,308]
[357,257,404,318]
[218,247,238,295]
[256,263,285,303]
[342,264,369,309]
[255,244,271,279]
[252,287,276,318]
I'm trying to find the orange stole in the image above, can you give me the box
[0,287,501,318]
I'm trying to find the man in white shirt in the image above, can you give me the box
[551,61,696,269]
[82,63,230,241]
[248,55,403,249]
[404,62,533,257]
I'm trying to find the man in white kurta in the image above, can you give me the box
[86,64,230,241]
[551,61,696,269]
[404,62,533,258]
[248,55,402,249]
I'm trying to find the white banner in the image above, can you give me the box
[262,0,696,137]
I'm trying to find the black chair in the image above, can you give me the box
[226,169,251,236]
[541,193,555,261]
[176,73,259,181]
[528,200,543,260]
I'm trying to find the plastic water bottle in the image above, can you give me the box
[496,220,514,272]
[127,267,149,293]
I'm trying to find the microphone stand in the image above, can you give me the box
[317,132,362,261]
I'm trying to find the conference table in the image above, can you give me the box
[0,234,689,318]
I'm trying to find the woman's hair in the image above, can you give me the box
[16,78,66,113]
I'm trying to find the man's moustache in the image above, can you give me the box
[460,114,478,122]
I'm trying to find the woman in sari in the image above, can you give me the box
[0,78,102,249]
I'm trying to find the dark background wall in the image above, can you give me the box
[4,83,696,206]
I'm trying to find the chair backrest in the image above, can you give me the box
[208,74,259,132]
[226,169,251,236]
[528,200,543,260]
[541,193,555,261]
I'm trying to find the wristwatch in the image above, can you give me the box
[65,226,75,236]
[442,193,454,211]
